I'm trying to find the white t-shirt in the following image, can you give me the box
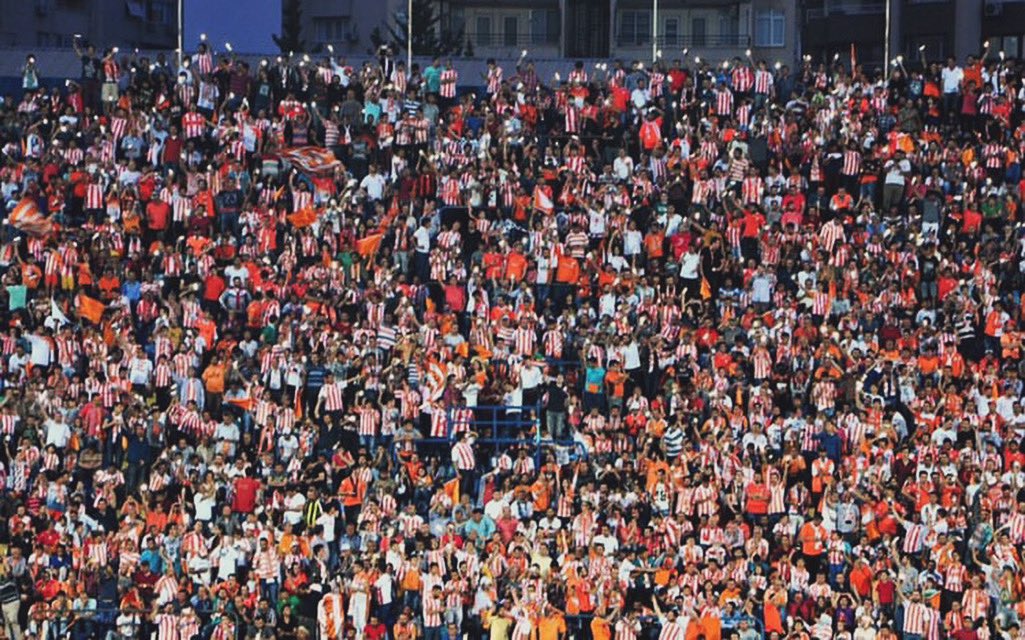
[26,334,52,367]
[885,159,911,185]
[45,419,72,449]
[679,252,700,279]
[623,229,643,256]
[128,357,153,385]
[941,66,963,93]
[613,157,634,180]
[413,226,431,253]
[194,491,215,521]
[360,173,387,200]
[374,573,394,605]
[224,264,249,284]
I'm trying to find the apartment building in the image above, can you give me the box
[0,0,177,49]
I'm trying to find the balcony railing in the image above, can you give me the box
[615,34,752,48]
[807,1,885,18]
[465,32,560,48]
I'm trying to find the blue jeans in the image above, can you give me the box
[424,626,443,640]
[260,579,279,605]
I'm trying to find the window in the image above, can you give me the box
[504,16,518,46]
[619,10,651,46]
[754,9,784,47]
[530,9,560,45]
[664,17,679,47]
[996,35,1022,59]
[909,35,945,60]
[149,0,173,25]
[314,18,349,43]
[476,16,492,46]
[691,17,706,47]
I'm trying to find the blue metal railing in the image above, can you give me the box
[445,404,542,440]
[388,402,591,467]
[564,613,764,640]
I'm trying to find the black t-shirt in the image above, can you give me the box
[920,254,939,282]
[546,383,567,412]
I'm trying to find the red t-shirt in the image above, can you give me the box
[232,477,261,513]
[146,200,170,231]
[742,211,765,237]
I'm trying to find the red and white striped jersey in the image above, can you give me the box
[182,112,206,139]
[486,66,503,94]
[440,69,458,98]
[961,588,988,621]
[903,602,934,636]
[754,69,774,94]
[452,441,475,470]
[715,88,734,116]
[841,150,862,176]
[318,382,344,412]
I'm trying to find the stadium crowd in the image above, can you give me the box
[1,30,1025,640]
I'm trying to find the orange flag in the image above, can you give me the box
[356,233,383,258]
[287,207,318,228]
[700,277,712,300]
[533,185,554,214]
[443,477,460,504]
[76,294,105,324]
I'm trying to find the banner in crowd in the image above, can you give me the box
[279,146,341,176]
[8,198,53,237]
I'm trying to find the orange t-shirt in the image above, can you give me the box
[505,252,528,281]
[605,370,628,398]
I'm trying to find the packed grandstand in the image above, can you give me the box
[0,32,1023,640]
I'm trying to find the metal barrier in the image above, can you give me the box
[565,613,765,640]
[444,403,590,466]
[393,435,589,467]
[20,604,242,640]
[445,404,541,440]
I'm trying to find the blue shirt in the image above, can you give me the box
[462,515,496,540]
[121,280,141,303]
[423,65,441,93]
[584,367,606,394]
[140,548,164,575]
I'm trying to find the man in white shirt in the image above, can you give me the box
[359,164,387,200]
[940,57,963,119]
[26,329,53,370]
[44,413,72,450]
[613,149,634,181]
[7,344,29,381]
[630,78,651,112]
[412,217,432,282]
[882,150,911,212]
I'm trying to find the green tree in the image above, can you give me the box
[379,0,463,57]
[273,0,306,54]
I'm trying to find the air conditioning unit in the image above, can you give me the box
[984,1,1003,17]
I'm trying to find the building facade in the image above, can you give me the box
[801,0,1024,69]
[295,0,406,55]
[0,0,177,49]
[290,0,799,64]
[441,0,799,64]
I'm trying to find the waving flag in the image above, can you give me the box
[286,207,319,228]
[7,197,53,237]
[533,186,554,214]
[423,358,448,401]
[76,293,105,324]
[356,233,383,258]
[279,146,341,176]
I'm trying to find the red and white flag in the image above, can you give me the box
[533,186,554,215]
